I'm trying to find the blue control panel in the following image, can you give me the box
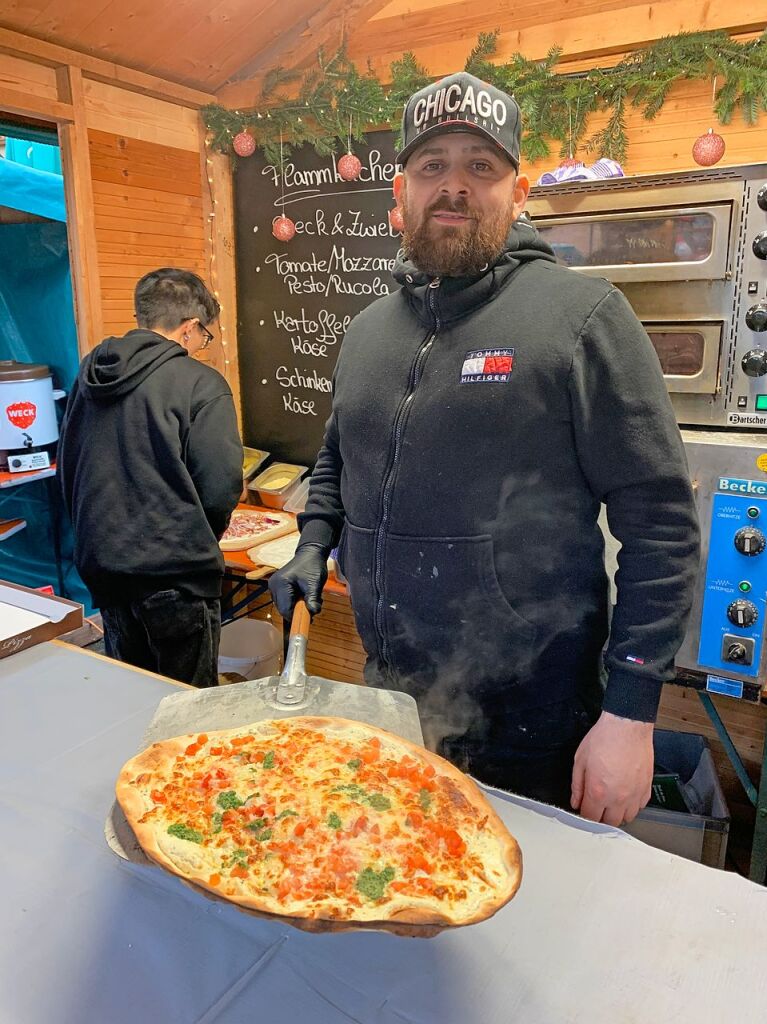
[698,488,767,678]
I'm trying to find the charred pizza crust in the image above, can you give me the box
[116,717,522,932]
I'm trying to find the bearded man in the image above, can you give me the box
[270,73,699,826]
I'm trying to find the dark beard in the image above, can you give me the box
[400,194,516,277]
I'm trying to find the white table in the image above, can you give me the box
[2,641,766,1024]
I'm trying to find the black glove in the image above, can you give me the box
[268,543,328,619]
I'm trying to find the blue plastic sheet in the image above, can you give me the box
[4,137,63,176]
[0,157,66,221]
[0,148,93,613]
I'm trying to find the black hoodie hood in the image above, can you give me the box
[81,329,186,400]
[392,216,557,326]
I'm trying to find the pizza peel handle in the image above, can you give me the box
[275,600,311,705]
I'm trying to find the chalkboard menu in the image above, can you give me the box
[234,129,400,467]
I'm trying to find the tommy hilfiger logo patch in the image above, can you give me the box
[460,349,514,383]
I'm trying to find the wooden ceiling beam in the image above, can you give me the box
[215,0,394,108]
[0,84,73,123]
[0,26,215,108]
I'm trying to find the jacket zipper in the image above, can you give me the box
[373,277,441,669]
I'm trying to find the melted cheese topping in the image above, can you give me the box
[124,719,516,924]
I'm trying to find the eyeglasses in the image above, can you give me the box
[184,318,214,349]
[198,323,214,350]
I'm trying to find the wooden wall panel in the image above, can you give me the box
[524,77,767,179]
[87,128,209,348]
[0,52,58,99]
[83,79,201,151]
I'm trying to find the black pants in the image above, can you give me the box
[438,736,583,810]
[430,694,601,810]
[101,589,221,688]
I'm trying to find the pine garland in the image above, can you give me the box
[202,28,767,165]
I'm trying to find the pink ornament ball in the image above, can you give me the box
[338,153,362,181]
[389,206,404,233]
[692,129,725,167]
[233,131,256,157]
[272,215,296,241]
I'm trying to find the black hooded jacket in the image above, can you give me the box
[59,330,242,607]
[297,220,700,733]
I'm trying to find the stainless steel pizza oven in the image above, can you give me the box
[525,163,767,429]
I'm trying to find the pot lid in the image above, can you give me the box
[0,360,51,382]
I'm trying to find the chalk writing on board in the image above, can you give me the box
[235,131,400,465]
[262,150,398,194]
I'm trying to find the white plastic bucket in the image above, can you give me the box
[218,618,282,681]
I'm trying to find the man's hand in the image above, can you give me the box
[268,543,328,619]
[570,711,654,826]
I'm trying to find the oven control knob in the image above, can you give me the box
[754,232,767,259]
[758,184,767,212]
[726,599,759,628]
[734,526,766,556]
[742,349,767,377]
[746,304,767,332]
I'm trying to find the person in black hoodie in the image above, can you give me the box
[59,268,242,686]
[269,74,700,825]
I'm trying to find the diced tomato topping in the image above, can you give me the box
[200,767,228,791]
[423,764,436,779]
[209,746,223,756]
[277,879,292,899]
[208,873,221,886]
[230,866,248,879]
[351,815,368,836]
[406,851,433,874]
[196,734,208,745]
[185,743,200,756]
[443,829,466,857]
[390,881,410,893]
[406,810,423,828]
[230,735,254,746]
[293,821,307,838]
[150,789,166,804]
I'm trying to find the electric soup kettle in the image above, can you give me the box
[0,360,66,472]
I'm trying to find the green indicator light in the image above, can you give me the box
[748,506,760,519]
[756,395,767,411]
[739,580,752,593]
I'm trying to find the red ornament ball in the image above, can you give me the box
[233,131,256,158]
[692,128,725,167]
[389,206,405,233]
[272,215,296,242]
[337,153,362,181]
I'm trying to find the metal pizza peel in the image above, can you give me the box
[106,600,422,863]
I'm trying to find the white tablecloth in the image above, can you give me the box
[2,642,766,1024]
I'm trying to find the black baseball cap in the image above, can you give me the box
[397,72,522,170]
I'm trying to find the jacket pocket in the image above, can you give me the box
[338,520,378,655]
[382,534,537,683]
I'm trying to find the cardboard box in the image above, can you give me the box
[0,580,83,659]
[622,729,730,869]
